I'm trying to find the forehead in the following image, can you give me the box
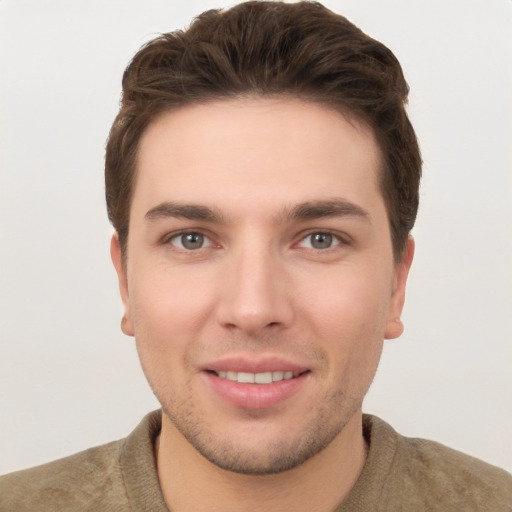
[133,98,383,218]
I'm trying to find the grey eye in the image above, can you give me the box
[309,233,333,249]
[182,233,204,249]
[172,232,207,250]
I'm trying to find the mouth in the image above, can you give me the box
[208,370,309,384]
[202,358,311,409]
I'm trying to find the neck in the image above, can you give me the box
[155,411,367,512]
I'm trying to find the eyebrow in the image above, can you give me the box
[144,198,370,224]
[145,202,224,223]
[281,198,371,223]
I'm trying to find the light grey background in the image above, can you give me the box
[1,0,511,474]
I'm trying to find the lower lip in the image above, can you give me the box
[203,371,309,410]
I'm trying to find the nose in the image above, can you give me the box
[215,242,294,336]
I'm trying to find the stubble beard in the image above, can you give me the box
[157,382,363,476]
[139,332,382,476]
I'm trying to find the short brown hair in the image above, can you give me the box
[105,1,421,260]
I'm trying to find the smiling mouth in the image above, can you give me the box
[209,370,309,384]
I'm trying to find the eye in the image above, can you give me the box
[169,232,212,250]
[298,232,342,250]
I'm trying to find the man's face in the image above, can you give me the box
[112,98,412,474]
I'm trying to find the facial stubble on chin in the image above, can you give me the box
[155,379,364,476]
[140,330,381,475]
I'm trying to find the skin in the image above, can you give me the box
[111,98,414,511]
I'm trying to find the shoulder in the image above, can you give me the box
[0,439,130,512]
[0,410,163,512]
[367,416,512,511]
[395,435,512,508]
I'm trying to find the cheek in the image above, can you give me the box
[127,262,218,377]
[129,260,215,330]
[298,265,390,380]
[301,267,392,336]
[128,279,207,397]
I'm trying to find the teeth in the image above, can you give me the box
[215,370,298,384]
[255,372,272,384]
[238,372,255,383]
[272,371,284,381]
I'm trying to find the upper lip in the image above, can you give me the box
[203,356,310,374]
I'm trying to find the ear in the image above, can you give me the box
[384,236,415,339]
[110,232,134,337]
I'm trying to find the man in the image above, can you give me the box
[1,1,510,510]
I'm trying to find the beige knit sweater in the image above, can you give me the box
[1,411,511,511]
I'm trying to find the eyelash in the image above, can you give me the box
[163,229,349,252]
[296,230,349,251]
[164,230,215,251]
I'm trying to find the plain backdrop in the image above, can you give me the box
[1,0,511,475]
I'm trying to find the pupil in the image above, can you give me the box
[312,233,332,249]
[182,233,203,249]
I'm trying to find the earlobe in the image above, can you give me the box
[110,233,134,337]
[384,236,415,340]
[385,316,404,340]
